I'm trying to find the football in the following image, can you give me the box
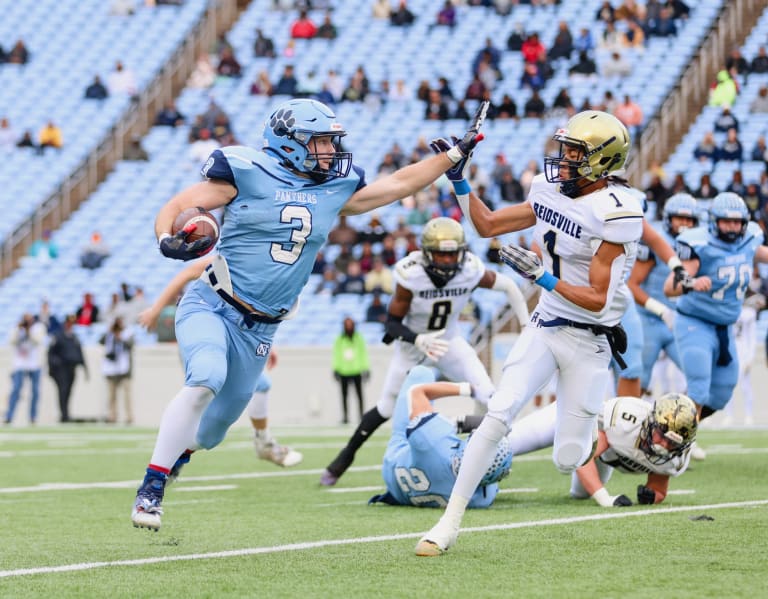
[171,207,219,255]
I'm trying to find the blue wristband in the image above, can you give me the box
[536,271,558,291]
[452,180,471,195]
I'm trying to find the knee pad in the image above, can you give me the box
[554,442,585,474]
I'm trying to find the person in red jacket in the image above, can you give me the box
[290,10,317,39]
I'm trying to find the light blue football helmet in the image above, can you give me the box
[663,193,699,237]
[709,192,749,243]
[452,435,512,487]
[263,99,352,181]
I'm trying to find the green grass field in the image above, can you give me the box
[1,425,766,599]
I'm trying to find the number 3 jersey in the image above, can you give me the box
[202,145,365,316]
[393,250,486,357]
[598,396,690,476]
[527,174,644,326]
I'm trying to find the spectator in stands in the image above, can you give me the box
[38,120,63,152]
[569,50,597,81]
[449,99,469,120]
[332,317,370,424]
[80,231,111,270]
[709,69,738,107]
[726,47,749,78]
[714,105,738,132]
[359,214,388,245]
[613,94,643,136]
[476,59,500,92]
[425,89,449,121]
[16,130,36,150]
[253,28,276,58]
[110,0,136,15]
[316,11,338,39]
[334,260,366,296]
[155,100,185,127]
[551,88,574,114]
[200,98,229,129]
[521,33,547,65]
[216,46,242,78]
[343,66,370,102]
[472,39,502,76]
[314,266,340,296]
[37,300,61,336]
[649,6,676,37]
[273,64,299,96]
[365,291,388,324]
[600,21,624,54]
[283,38,296,58]
[623,19,646,51]
[573,27,595,54]
[388,78,411,102]
[124,136,149,161]
[372,0,391,20]
[47,314,87,423]
[493,94,516,119]
[669,173,693,196]
[189,128,220,166]
[365,256,394,295]
[0,117,16,151]
[107,60,137,98]
[743,183,764,221]
[75,292,101,326]
[415,80,431,102]
[104,292,130,330]
[434,1,457,28]
[249,70,273,96]
[290,10,317,39]
[751,47,768,75]
[524,90,546,118]
[507,22,526,52]
[520,63,545,92]
[211,113,235,145]
[187,53,216,89]
[28,229,58,262]
[751,136,768,163]
[5,313,47,425]
[726,169,747,196]
[693,131,718,163]
[486,237,503,264]
[101,316,134,425]
[84,75,109,100]
[751,86,768,113]
[596,0,615,23]
[693,173,719,200]
[7,39,29,65]
[548,21,573,61]
[390,0,416,26]
[602,51,632,79]
[463,74,487,101]
[328,215,358,247]
[519,159,540,197]
[644,175,671,219]
[498,170,525,204]
[718,128,743,163]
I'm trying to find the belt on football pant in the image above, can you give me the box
[538,317,628,369]
[203,265,281,328]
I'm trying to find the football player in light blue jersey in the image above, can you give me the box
[628,193,698,395]
[664,192,768,422]
[131,98,488,531]
[370,366,510,509]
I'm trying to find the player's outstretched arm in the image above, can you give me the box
[155,180,235,242]
[637,473,670,504]
[576,432,632,507]
[408,382,473,419]
[138,256,214,330]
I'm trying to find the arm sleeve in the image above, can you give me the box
[383,313,417,344]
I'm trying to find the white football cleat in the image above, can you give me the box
[256,439,303,467]
[414,520,459,557]
[690,441,707,461]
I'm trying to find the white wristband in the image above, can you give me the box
[457,382,472,397]
[158,232,171,244]
[446,146,463,164]
[591,488,613,507]
[667,255,682,270]
[644,297,667,318]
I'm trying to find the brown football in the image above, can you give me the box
[172,207,219,255]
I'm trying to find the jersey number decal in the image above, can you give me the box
[270,205,311,265]
[394,467,446,507]
[427,301,451,330]
[609,192,623,208]
[620,412,637,424]
[712,263,752,301]
[543,230,561,277]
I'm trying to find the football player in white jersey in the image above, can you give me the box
[417,110,645,556]
[320,217,529,485]
[505,393,698,507]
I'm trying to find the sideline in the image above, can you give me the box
[1,500,766,579]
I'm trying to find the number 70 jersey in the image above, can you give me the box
[527,174,644,326]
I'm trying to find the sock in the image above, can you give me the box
[254,427,273,448]
[149,386,214,469]
[326,407,387,476]
[451,416,508,501]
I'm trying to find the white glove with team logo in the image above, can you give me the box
[500,244,545,282]
[414,330,450,360]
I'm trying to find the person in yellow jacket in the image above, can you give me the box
[332,317,370,424]
[708,69,738,108]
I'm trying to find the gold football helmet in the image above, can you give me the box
[639,393,698,464]
[420,217,467,287]
[544,110,630,197]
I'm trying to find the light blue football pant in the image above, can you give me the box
[639,313,682,391]
[612,301,643,380]
[673,312,738,411]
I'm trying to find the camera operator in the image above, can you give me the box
[6,313,48,424]
[100,317,134,424]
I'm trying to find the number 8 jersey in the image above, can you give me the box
[528,175,644,326]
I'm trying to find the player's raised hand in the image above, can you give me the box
[159,224,213,261]
[500,244,545,281]
[446,101,488,165]
[672,265,696,294]
[415,330,450,361]
[430,137,468,183]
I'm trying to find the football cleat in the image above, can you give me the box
[256,439,303,467]
[690,441,707,461]
[131,470,166,531]
[414,520,459,557]
[319,469,339,486]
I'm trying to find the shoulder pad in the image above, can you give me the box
[395,252,424,280]
[676,226,709,248]
[462,252,485,277]
[746,221,765,245]
[591,187,644,223]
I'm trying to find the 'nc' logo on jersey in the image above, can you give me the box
[256,343,271,357]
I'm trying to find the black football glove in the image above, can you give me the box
[159,223,213,261]
[672,265,695,294]
[637,485,656,505]
[613,494,633,507]
[445,101,488,165]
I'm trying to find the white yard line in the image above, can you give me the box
[1,499,765,579]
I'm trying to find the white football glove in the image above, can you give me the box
[414,330,450,361]
[499,244,545,282]
[592,487,633,508]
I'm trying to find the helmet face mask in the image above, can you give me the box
[420,217,467,287]
[708,192,749,243]
[639,393,698,465]
[544,111,630,198]
[452,435,512,486]
[662,193,699,237]
[263,99,352,181]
